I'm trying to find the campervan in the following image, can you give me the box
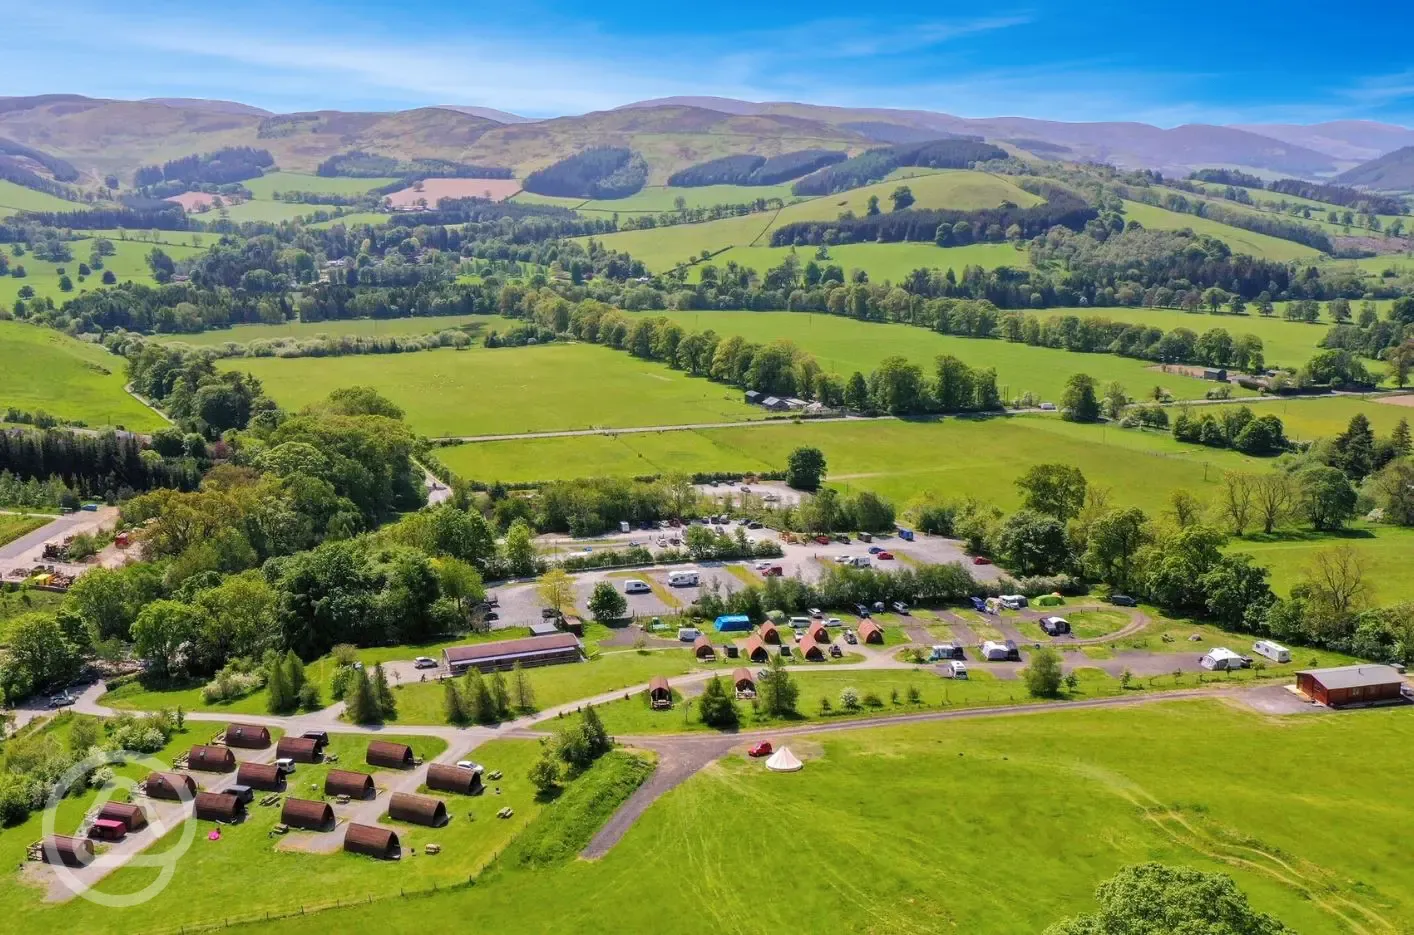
[1252,640,1291,663]
[999,594,1028,610]
[677,627,701,642]
[945,660,969,679]
[623,579,651,595]
[667,570,700,587]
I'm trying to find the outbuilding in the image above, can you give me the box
[732,667,756,698]
[89,819,127,842]
[143,771,196,801]
[714,614,753,633]
[281,798,335,832]
[1296,665,1407,708]
[40,835,94,867]
[760,396,789,412]
[692,635,716,661]
[648,676,673,709]
[858,620,884,645]
[758,622,782,644]
[276,736,323,764]
[344,823,400,860]
[367,741,415,769]
[96,801,148,833]
[442,633,584,675]
[236,761,286,792]
[426,763,483,795]
[743,635,770,663]
[325,769,377,800]
[388,792,449,827]
[194,791,245,823]
[744,390,762,405]
[222,723,272,749]
[187,744,236,773]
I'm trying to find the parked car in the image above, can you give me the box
[858,532,873,542]
[972,556,992,565]
[623,579,651,594]
[762,493,779,503]
[754,560,772,570]
[740,485,751,493]
[746,521,763,529]
[891,601,910,614]
[826,617,843,627]
[275,758,296,774]
[844,630,858,644]
[834,554,853,564]
[855,604,872,618]
[834,533,850,544]
[793,628,806,641]
[413,656,437,669]
[1110,594,1138,607]
[814,535,831,545]
[969,596,988,611]
[808,607,822,618]
[877,551,894,561]
[484,594,499,607]
[868,546,884,554]
[761,565,783,577]
[873,602,886,613]
[482,610,499,621]
[456,761,485,774]
[829,644,843,658]
[747,742,773,757]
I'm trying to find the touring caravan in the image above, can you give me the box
[1200,647,1251,671]
[1252,640,1291,663]
[667,570,700,587]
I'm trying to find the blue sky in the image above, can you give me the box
[4,0,1413,125]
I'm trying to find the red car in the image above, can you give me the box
[761,565,783,577]
[747,742,773,757]
[814,535,831,545]
[876,551,894,560]
[972,556,992,565]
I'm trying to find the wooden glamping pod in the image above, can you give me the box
[387,792,449,827]
[324,769,376,800]
[280,798,335,832]
[344,823,399,860]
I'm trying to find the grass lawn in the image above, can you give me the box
[1121,200,1323,262]
[0,180,77,216]
[576,171,1041,271]
[219,342,764,437]
[1231,525,1414,604]
[253,700,1414,934]
[0,237,207,309]
[707,241,1032,282]
[0,320,166,430]
[629,309,1216,403]
[154,313,521,347]
[442,412,1263,513]
[242,172,400,199]
[0,513,46,548]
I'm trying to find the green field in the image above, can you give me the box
[0,513,47,547]
[0,180,79,217]
[0,237,208,308]
[154,313,523,347]
[630,309,1216,402]
[1121,200,1324,261]
[85,229,224,248]
[307,211,393,229]
[1200,395,1412,442]
[1234,524,1414,604]
[576,171,1042,272]
[707,241,1032,282]
[210,200,342,224]
[567,183,800,214]
[441,412,1267,512]
[0,320,166,429]
[1018,305,1332,368]
[218,343,764,437]
[242,172,400,199]
[247,700,1414,935]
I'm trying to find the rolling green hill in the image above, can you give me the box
[0,320,165,429]
[0,179,78,216]
[1121,200,1323,261]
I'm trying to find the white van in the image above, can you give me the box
[623,579,651,594]
[677,627,701,642]
[1252,640,1291,663]
[667,570,700,587]
[946,660,969,679]
[850,556,872,568]
[999,594,1028,610]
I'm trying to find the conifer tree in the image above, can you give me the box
[372,663,397,719]
[443,679,468,724]
[345,667,380,724]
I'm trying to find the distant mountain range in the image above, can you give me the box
[1335,146,1414,191]
[0,93,1409,190]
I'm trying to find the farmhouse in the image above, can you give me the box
[276,736,322,764]
[344,823,400,860]
[222,723,271,749]
[96,802,148,833]
[281,798,335,832]
[187,744,236,773]
[325,769,376,799]
[143,771,196,801]
[388,792,449,827]
[442,633,584,674]
[1296,665,1407,708]
[714,614,753,633]
[236,761,286,792]
[692,635,716,661]
[426,763,483,795]
[648,675,673,709]
[366,741,415,769]
[40,835,94,867]
[733,667,756,698]
[858,620,884,644]
[194,791,245,823]
[743,635,770,663]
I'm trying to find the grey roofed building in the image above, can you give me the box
[442,633,584,674]
[1295,664,1404,690]
[760,396,789,411]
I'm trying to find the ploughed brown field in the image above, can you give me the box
[165,191,243,211]
[386,177,522,208]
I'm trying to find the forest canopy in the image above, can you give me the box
[667,149,847,187]
[792,139,1009,195]
[521,147,649,199]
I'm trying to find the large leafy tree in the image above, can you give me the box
[997,510,1070,576]
[1060,373,1101,422]
[785,446,827,491]
[1044,863,1290,935]
[1015,464,1088,521]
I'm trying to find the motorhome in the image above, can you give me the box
[999,594,1028,610]
[667,570,700,587]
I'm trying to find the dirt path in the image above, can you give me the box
[432,415,887,443]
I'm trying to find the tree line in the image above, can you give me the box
[667,149,847,187]
[522,147,649,199]
[314,150,513,180]
[134,147,274,188]
[0,427,199,496]
[791,139,1009,195]
[770,191,1095,247]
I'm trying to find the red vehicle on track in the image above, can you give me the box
[876,551,894,560]
[814,535,831,545]
[747,742,773,757]
[761,565,783,577]
[972,556,992,565]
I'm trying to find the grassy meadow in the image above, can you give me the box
[0,514,47,547]
[154,313,523,347]
[0,181,80,217]
[0,320,166,430]
[1233,524,1414,604]
[218,343,764,437]
[210,200,342,224]
[1,237,207,308]
[237,700,1414,935]
[1121,200,1324,262]
[707,241,1032,282]
[242,172,400,199]
[307,212,393,229]
[629,309,1217,402]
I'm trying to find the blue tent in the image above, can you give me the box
[714,614,752,632]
